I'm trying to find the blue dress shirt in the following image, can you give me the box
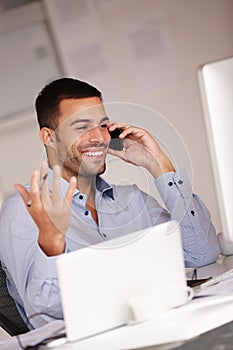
[0,169,220,329]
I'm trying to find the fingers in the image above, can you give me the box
[65,177,77,205]
[15,162,77,212]
[107,147,124,157]
[43,163,76,207]
[40,161,50,204]
[52,165,62,205]
[107,121,146,141]
[107,121,131,134]
[14,170,40,208]
[118,126,145,140]
[28,161,50,208]
[29,170,41,207]
[51,165,77,207]
[14,184,30,206]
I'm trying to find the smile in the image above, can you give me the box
[83,151,104,157]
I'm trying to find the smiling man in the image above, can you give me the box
[0,78,220,330]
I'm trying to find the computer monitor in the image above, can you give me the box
[199,56,233,255]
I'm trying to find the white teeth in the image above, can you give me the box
[84,151,103,157]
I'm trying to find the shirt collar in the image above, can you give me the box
[95,176,114,199]
[48,168,114,200]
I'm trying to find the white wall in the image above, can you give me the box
[0,2,61,204]
[93,0,233,233]
[0,0,233,234]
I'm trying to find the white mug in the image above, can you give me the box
[128,286,194,324]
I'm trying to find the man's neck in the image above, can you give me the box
[61,168,96,197]
[61,167,99,224]
[76,176,96,199]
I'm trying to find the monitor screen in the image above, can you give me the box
[199,56,233,255]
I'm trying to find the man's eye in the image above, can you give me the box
[99,123,108,130]
[76,125,88,130]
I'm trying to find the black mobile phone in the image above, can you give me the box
[186,277,212,288]
[109,128,123,151]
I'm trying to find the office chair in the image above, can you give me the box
[0,261,29,336]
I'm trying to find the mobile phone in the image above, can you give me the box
[186,277,212,288]
[109,128,124,151]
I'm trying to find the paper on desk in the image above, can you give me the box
[0,320,65,350]
[194,278,233,297]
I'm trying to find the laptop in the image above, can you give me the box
[57,221,188,341]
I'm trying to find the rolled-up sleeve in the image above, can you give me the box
[0,195,62,329]
[154,169,221,267]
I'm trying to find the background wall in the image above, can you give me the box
[0,0,233,236]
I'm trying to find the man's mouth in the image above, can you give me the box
[82,150,104,157]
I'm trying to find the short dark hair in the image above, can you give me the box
[35,78,102,130]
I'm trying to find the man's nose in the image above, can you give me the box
[88,126,110,143]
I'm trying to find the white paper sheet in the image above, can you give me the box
[44,0,120,100]
[194,277,233,297]
[122,16,179,95]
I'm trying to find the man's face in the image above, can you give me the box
[54,97,111,179]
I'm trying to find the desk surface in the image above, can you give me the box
[38,319,233,350]
[48,293,233,350]
[2,257,233,350]
[171,320,233,350]
[42,256,233,350]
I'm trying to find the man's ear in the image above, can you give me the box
[39,127,55,147]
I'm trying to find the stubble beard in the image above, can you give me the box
[61,151,107,179]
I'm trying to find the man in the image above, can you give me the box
[0,78,220,330]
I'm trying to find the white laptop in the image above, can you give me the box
[57,221,188,342]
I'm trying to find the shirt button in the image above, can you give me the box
[168,182,173,186]
[79,195,83,200]
[103,233,107,238]
[84,210,89,216]
[178,180,183,185]
[191,210,195,216]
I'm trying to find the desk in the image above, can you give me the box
[45,294,233,350]
[164,321,233,350]
[2,258,233,350]
[37,256,233,350]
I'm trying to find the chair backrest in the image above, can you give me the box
[0,261,29,336]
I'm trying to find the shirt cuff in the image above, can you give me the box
[34,244,59,279]
[154,168,193,213]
